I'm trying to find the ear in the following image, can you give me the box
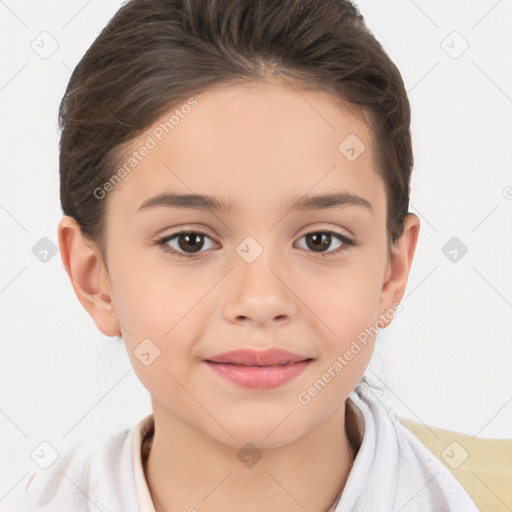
[378,213,420,327]
[57,215,121,337]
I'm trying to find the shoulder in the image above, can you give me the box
[7,427,135,512]
[394,421,480,511]
[348,382,480,512]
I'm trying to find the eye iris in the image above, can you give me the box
[179,233,204,253]
[306,232,331,252]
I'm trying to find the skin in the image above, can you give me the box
[58,78,420,512]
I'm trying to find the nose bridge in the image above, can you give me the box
[225,233,296,324]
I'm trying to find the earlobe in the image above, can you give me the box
[378,214,420,327]
[57,215,121,337]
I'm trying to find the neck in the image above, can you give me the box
[144,400,361,512]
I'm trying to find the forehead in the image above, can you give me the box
[106,79,385,218]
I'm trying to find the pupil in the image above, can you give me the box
[179,233,204,252]
[307,232,330,252]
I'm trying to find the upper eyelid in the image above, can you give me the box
[159,226,353,241]
[161,221,353,236]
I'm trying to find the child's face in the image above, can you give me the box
[83,79,406,448]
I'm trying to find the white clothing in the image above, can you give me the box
[4,381,479,511]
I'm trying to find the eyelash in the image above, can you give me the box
[153,229,356,259]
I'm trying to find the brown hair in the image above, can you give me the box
[59,0,412,261]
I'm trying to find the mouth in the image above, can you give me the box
[206,361,312,367]
[204,348,313,366]
[202,348,314,389]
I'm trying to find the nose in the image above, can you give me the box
[223,250,297,327]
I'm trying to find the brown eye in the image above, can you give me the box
[176,232,206,253]
[156,230,216,258]
[295,230,354,257]
[305,232,333,252]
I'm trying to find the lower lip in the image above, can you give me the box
[203,360,311,389]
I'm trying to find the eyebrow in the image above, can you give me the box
[136,191,372,214]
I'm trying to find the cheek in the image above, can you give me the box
[297,270,381,406]
[108,254,208,363]
[307,257,385,332]
[110,252,193,335]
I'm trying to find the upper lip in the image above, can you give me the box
[204,348,312,366]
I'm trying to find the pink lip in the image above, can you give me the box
[205,348,311,366]
[203,349,313,389]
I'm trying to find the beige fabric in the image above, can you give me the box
[399,417,512,512]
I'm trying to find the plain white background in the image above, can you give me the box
[1,0,511,505]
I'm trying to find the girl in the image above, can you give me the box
[10,0,480,510]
